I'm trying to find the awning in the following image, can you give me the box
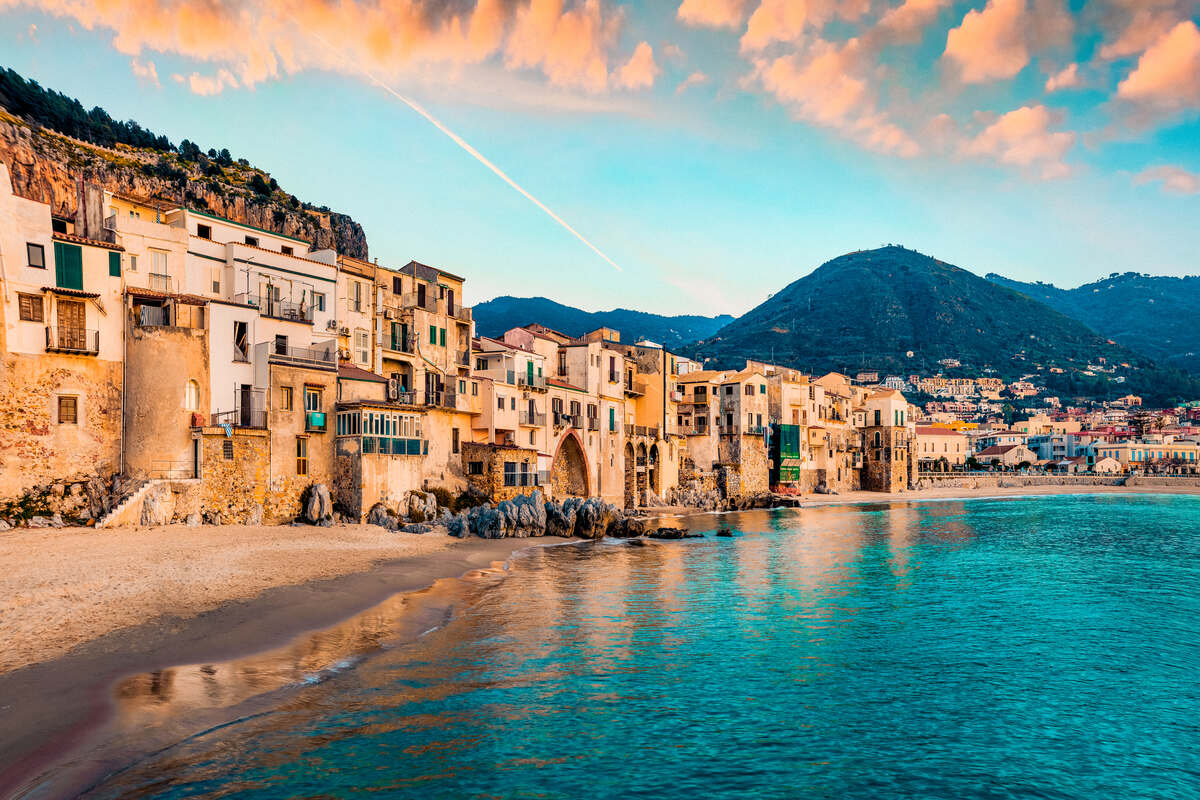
[42,286,100,299]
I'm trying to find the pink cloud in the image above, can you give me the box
[1133,165,1200,195]
[1095,1,1190,61]
[1116,20,1200,117]
[877,0,951,41]
[1044,62,1078,92]
[676,0,751,29]
[616,41,658,90]
[676,71,709,94]
[963,104,1075,178]
[943,0,1071,84]
[741,0,871,52]
[8,0,652,95]
[130,57,160,88]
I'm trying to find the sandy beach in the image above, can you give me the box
[2,484,1198,797]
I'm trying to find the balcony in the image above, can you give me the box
[624,424,661,438]
[305,411,327,432]
[237,293,315,324]
[423,390,458,409]
[587,416,600,431]
[745,426,767,436]
[45,326,99,355]
[148,272,174,294]
[386,333,418,354]
[517,374,547,391]
[554,412,581,429]
[265,341,337,371]
[519,411,547,427]
[625,379,646,397]
[457,350,471,367]
[400,292,439,313]
[211,408,266,429]
[450,304,473,323]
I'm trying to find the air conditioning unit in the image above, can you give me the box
[386,377,401,402]
[338,347,351,360]
[339,327,350,337]
[383,309,396,320]
[325,319,338,331]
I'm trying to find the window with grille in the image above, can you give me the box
[223,440,235,460]
[58,396,78,424]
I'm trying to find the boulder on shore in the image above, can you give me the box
[302,483,333,526]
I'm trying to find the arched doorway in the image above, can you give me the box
[623,442,635,509]
[551,433,589,498]
[636,443,648,505]
[648,444,661,499]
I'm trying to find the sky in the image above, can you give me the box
[1,0,1198,316]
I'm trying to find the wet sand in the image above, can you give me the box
[0,533,571,798]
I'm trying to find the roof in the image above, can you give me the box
[547,377,587,392]
[125,287,209,306]
[110,190,180,211]
[186,207,311,246]
[42,286,100,299]
[915,426,966,437]
[53,232,123,251]
[977,444,1026,456]
[401,260,465,284]
[338,363,387,383]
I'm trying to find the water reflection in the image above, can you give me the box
[78,497,1200,800]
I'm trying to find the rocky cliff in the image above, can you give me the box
[0,112,368,258]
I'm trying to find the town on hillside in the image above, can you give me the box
[2,170,1197,528]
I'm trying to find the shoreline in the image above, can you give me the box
[0,535,575,799]
[3,484,1199,796]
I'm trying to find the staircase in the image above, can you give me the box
[95,479,155,529]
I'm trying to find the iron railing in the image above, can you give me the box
[267,342,337,369]
[148,460,196,480]
[519,411,547,426]
[554,412,581,429]
[386,333,417,354]
[517,374,547,390]
[136,306,170,327]
[400,292,439,313]
[45,326,99,354]
[148,272,173,293]
[238,293,315,323]
[458,350,470,366]
[211,408,267,429]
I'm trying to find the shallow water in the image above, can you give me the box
[86,495,1200,798]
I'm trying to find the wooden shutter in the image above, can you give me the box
[108,251,121,277]
[53,242,84,290]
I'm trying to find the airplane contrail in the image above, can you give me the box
[310,35,624,273]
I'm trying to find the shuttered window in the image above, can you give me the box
[53,242,83,290]
[108,251,121,277]
[58,396,78,424]
[18,293,43,322]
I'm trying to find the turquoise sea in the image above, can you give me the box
[86,495,1200,799]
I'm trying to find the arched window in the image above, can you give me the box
[184,380,200,411]
[874,431,882,447]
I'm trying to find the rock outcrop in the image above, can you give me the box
[0,117,368,258]
[301,484,333,526]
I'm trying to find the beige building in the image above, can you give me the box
[914,426,969,470]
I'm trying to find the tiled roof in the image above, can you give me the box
[977,444,1024,456]
[53,232,123,251]
[338,363,387,383]
[125,287,209,306]
[42,286,100,299]
[915,426,966,436]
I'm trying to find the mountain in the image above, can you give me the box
[473,296,733,349]
[0,67,367,257]
[987,272,1200,375]
[690,246,1200,405]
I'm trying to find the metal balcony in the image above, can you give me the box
[45,326,99,355]
[520,411,547,426]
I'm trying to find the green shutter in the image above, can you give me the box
[429,324,436,344]
[609,407,615,432]
[439,328,446,346]
[53,242,83,290]
[108,251,121,277]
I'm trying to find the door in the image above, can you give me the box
[526,360,534,386]
[416,282,426,309]
[425,372,440,404]
[447,287,455,315]
[57,300,85,350]
[239,384,253,427]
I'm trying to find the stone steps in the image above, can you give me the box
[95,479,155,529]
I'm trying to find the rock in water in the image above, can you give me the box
[401,523,433,534]
[716,528,734,537]
[648,527,702,540]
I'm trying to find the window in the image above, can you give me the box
[471,382,478,396]
[609,407,616,432]
[108,251,121,277]
[468,461,484,475]
[874,410,881,426]
[498,396,505,410]
[223,440,235,460]
[393,276,402,295]
[355,331,369,364]
[725,386,733,395]
[233,321,249,361]
[151,249,168,274]
[281,245,293,256]
[27,243,45,269]
[313,292,325,312]
[745,385,753,395]
[212,280,221,294]
[761,384,767,394]
[429,324,438,345]
[281,386,293,410]
[452,428,460,454]
[185,380,200,411]
[511,397,517,411]
[18,293,43,322]
[503,461,517,487]
[128,254,137,272]
[558,351,567,376]
[58,395,78,424]
[197,224,212,239]
[305,387,322,412]
[439,328,446,347]
[296,437,308,475]
[245,235,259,247]
[459,380,466,393]
[352,281,363,312]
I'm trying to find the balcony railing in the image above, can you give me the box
[305,411,328,432]
[519,411,547,426]
[554,412,581,429]
[458,350,470,367]
[517,374,547,390]
[135,305,170,327]
[450,304,473,323]
[587,416,600,431]
[266,341,337,370]
[745,426,767,436]
[387,334,417,354]
[148,272,174,293]
[400,292,439,313]
[211,408,267,429]
[624,424,661,438]
[45,326,99,355]
[238,293,315,324]
[423,390,457,409]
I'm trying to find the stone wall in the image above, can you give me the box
[196,428,270,523]
[912,474,1127,490]
[716,434,769,496]
[0,352,122,502]
[861,427,909,493]
[267,364,336,523]
[462,441,539,502]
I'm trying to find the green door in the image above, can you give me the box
[526,360,534,385]
[53,242,83,290]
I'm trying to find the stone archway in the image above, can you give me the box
[551,432,590,498]
[623,441,635,509]
[648,443,661,499]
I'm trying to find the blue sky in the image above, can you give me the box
[1,1,1198,315]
